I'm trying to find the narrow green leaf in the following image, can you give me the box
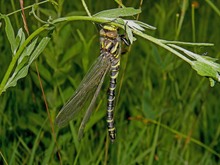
[201,57,220,73]
[18,28,26,45]
[14,56,29,76]
[14,28,26,56]
[4,65,29,89]
[125,24,134,44]
[132,20,156,30]
[203,56,218,62]
[93,7,141,18]
[192,61,215,77]
[126,20,145,31]
[18,37,38,64]
[28,37,51,65]
[192,61,220,82]
[1,15,16,54]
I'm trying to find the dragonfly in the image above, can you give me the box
[55,24,129,142]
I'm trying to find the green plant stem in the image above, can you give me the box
[191,3,196,43]
[0,25,48,95]
[81,0,92,17]
[114,0,126,8]
[175,0,188,40]
[205,0,220,16]
[0,150,8,165]
[6,0,49,16]
[158,40,213,46]
[52,15,108,24]
[134,30,193,64]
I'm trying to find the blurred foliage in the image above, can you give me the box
[0,0,220,164]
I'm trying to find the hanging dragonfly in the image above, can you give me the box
[55,24,129,142]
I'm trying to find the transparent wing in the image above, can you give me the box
[78,65,107,139]
[55,55,111,127]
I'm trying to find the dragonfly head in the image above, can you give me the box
[100,25,118,39]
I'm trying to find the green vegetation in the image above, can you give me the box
[0,0,220,164]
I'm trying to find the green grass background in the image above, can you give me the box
[0,0,220,164]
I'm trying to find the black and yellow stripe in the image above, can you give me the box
[100,25,121,142]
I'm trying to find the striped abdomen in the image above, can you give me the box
[107,59,120,141]
[100,25,121,142]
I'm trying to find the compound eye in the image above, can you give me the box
[106,31,117,38]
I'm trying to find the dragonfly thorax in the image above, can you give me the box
[100,25,121,62]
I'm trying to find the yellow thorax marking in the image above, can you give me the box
[110,42,119,54]
[103,25,117,31]
[105,41,112,50]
